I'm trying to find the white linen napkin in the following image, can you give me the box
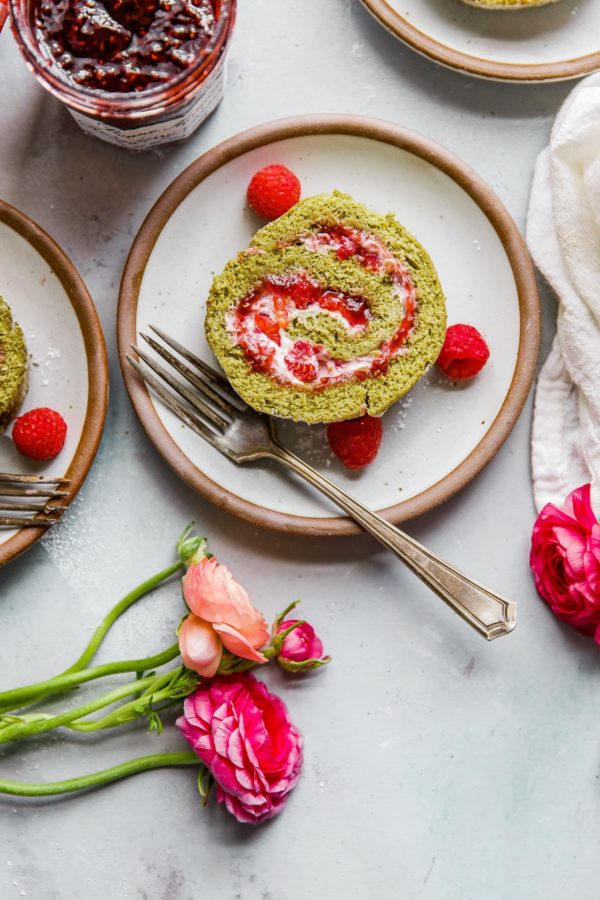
[528,72,600,513]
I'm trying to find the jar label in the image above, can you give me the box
[68,56,227,151]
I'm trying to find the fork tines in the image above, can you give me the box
[0,472,70,529]
[126,325,247,451]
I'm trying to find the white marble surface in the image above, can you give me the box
[0,2,597,899]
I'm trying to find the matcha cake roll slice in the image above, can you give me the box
[0,297,28,434]
[461,0,562,8]
[205,192,446,424]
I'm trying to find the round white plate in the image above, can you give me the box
[119,116,538,536]
[361,0,600,82]
[0,202,108,564]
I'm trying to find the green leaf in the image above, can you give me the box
[146,711,164,736]
[197,767,214,807]
[175,614,189,637]
[272,600,301,634]
[277,655,332,673]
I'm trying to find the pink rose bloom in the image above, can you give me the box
[180,558,270,675]
[530,484,600,641]
[177,673,303,824]
[278,619,324,664]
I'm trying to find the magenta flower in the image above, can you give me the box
[530,484,600,641]
[276,619,330,671]
[176,673,303,824]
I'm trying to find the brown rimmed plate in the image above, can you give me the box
[0,200,108,565]
[361,0,600,83]
[118,114,539,537]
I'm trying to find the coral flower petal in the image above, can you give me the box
[179,615,223,677]
[213,623,268,663]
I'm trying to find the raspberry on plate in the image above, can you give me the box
[436,324,490,380]
[326,415,383,470]
[247,165,301,220]
[12,407,67,460]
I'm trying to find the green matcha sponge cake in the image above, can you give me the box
[0,297,28,434]
[461,0,561,8]
[205,192,446,424]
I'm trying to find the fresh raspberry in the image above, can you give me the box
[327,415,383,470]
[436,324,490,381]
[285,340,319,383]
[12,408,67,460]
[247,165,301,220]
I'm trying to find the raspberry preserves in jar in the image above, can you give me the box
[9,0,236,149]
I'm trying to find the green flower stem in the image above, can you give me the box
[0,751,200,797]
[0,560,184,716]
[0,643,181,714]
[0,674,162,744]
[62,561,183,676]
[69,668,198,733]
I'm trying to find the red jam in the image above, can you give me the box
[236,276,373,335]
[228,226,418,388]
[228,270,416,391]
[34,0,217,92]
[232,274,374,382]
[317,224,383,272]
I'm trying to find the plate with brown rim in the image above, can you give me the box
[0,200,108,565]
[361,0,600,83]
[118,114,539,537]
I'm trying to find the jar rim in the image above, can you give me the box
[9,0,234,120]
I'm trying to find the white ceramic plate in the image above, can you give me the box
[118,116,539,536]
[361,0,600,82]
[0,202,108,564]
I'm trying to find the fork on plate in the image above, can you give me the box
[127,327,517,642]
[0,473,69,529]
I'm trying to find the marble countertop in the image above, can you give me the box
[0,2,596,898]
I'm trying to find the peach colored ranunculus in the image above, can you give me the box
[177,673,303,824]
[179,614,223,678]
[180,558,269,674]
[530,484,600,642]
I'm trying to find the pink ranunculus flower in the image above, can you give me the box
[277,619,326,667]
[180,558,270,672]
[177,673,304,824]
[530,484,600,641]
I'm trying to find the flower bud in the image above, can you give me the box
[274,619,330,672]
[176,523,208,567]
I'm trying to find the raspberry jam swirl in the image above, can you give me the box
[227,225,417,389]
[33,0,216,93]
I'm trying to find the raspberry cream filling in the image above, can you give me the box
[226,225,416,389]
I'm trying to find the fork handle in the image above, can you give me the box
[269,444,516,641]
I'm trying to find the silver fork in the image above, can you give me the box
[127,327,517,641]
[0,473,69,528]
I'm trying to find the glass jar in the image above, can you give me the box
[9,0,236,150]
